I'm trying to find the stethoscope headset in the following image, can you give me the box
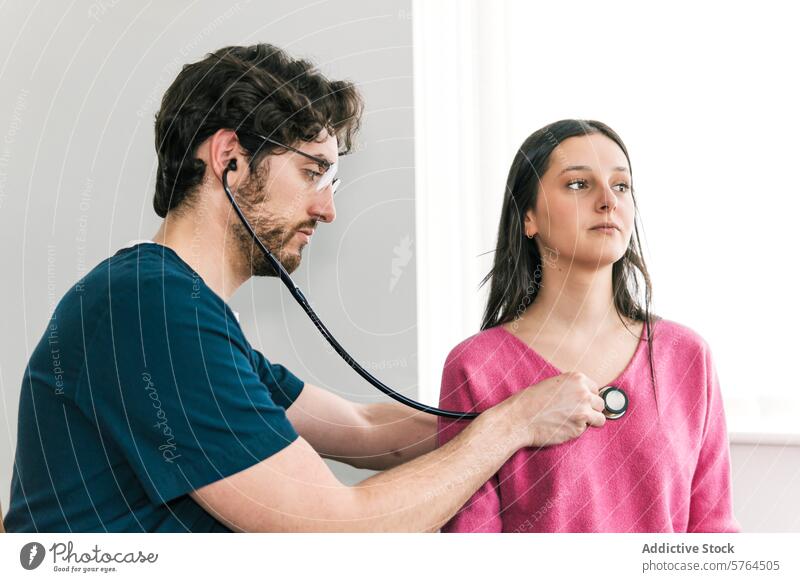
[221,157,628,421]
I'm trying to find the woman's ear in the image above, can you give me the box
[524,209,538,238]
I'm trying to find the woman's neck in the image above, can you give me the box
[515,262,627,337]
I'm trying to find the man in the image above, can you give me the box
[5,44,605,532]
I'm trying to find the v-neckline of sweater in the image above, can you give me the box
[496,321,650,388]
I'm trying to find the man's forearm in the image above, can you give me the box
[347,404,525,532]
[287,385,437,471]
[355,402,437,470]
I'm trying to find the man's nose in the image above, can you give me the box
[309,187,336,223]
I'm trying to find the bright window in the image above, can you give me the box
[413,0,799,434]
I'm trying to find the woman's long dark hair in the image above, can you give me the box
[481,119,660,408]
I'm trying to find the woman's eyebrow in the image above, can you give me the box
[559,165,592,175]
[558,165,630,175]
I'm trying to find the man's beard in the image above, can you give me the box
[230,177,306,277]
[232,216,302,277]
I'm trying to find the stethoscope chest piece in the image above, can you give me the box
[599,385,628,419]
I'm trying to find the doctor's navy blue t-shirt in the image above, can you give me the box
[5,242,305,532]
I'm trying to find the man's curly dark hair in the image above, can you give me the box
[153,43,364,218]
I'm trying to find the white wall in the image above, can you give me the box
[0,0,416,511]
[731,437,800,532]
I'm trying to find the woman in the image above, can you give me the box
[437,119,739,533]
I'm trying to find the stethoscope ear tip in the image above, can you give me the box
[599,385,628,419]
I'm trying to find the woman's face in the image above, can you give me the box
[525,133,634,268]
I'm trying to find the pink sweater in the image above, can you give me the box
[437,318,740,533]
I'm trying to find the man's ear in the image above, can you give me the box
[524,208,539,238]
[207,128,245,183]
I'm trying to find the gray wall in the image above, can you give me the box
[0,0,417,513]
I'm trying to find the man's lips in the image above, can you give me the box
[296,227,314,243]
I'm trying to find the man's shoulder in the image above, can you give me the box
[110,242,196,287]
[63,243,217,319]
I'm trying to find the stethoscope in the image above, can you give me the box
[221,160,629,421]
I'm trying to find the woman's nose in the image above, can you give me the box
[597,183,618,211]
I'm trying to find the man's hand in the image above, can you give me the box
[286,384,437,471]
[495,371,607,449]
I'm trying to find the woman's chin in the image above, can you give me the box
[565,249,626,270]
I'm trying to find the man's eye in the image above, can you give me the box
[304,168,322,181]
[567,179,588,190]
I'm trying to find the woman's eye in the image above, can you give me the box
[613,182,630,192]
[567,179,588,190]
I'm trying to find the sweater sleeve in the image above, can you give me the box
[437,349,503,533]
[687,344,741,532]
